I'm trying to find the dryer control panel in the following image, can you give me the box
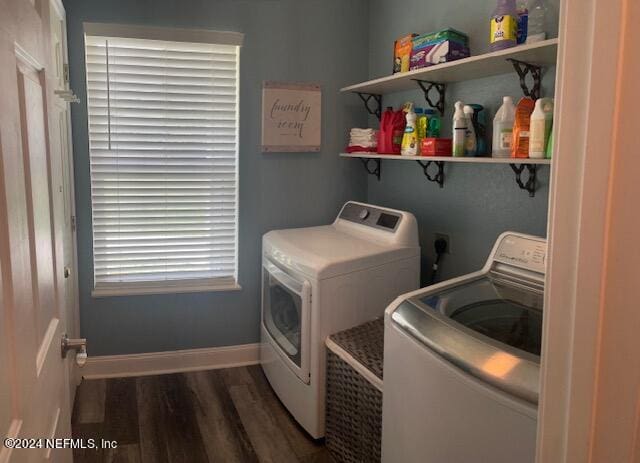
[493,234,547,275]
[339,202,401,232]
[334,201,419,248]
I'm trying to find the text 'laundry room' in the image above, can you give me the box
[0,0,638,462]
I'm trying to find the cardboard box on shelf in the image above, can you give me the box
[393,34,418,74]
[410,28,470,71]
[421,138,453,156]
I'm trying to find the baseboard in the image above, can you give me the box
[82,343,260,379]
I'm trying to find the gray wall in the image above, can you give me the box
[366,0,559,283]
[64,0,369,355]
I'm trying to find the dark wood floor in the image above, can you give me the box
[72,365,332,463]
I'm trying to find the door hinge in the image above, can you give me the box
[63,63,70,84]
[71,215,76,232]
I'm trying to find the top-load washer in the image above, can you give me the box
[383,231,545,463]
[261,201,420,438]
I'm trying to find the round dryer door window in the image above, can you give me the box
[262,263,311,370]
[270,284,301,353]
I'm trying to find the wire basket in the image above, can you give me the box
[325,318,384,463]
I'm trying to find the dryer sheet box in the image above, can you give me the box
[410,28,470,71]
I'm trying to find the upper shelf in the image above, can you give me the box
[340,38,559,95]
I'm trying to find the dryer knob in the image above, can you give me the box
[359,209,370,220]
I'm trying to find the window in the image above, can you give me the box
[84,24,243,296]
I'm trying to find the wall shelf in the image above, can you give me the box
[340,153,551,197]
[340,39,558,95]
[340,39,557,195]
[342,39,557,114]
[340,153,551,164]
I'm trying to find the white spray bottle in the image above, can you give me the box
[463,105,477,156]
[452,101,467,157]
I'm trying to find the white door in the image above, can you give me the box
[49,0,82,406]
[0,0,74,461]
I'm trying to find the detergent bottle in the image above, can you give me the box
[401,103,418,156]
[490,0,518,51]
[492,96,516,157]
[529,98,554,158]
[425,109,441,137]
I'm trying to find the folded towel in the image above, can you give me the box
[347,127,378,153]
[349,140,377,148]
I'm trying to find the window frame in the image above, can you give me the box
[83,23,243,297]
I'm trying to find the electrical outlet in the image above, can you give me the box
[435,233,451,254]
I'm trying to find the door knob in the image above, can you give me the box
[61,334,87,367]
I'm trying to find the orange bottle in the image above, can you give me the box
[512,97,536,158]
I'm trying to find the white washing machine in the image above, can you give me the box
[383,232,545,463]
[261,201,420,439]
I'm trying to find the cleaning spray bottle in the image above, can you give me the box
[463,105,478,156]
[452,101,467,157]
[401,102,418,156]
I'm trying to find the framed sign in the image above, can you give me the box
[261,81,321,152]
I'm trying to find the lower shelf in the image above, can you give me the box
[340,152,551,197]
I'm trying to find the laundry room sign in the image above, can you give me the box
[261,81,321,152]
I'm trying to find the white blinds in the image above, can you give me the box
[85,34,240,291]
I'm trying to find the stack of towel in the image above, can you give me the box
[346,128,378,153]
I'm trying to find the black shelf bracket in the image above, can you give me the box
[359,158,381,180]
[508,58,542,100]
[356,93,383,120]
[416,160,445,188]
[413,80,446,116]
[509,163,538,197]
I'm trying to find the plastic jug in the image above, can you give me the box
[490,0,518,51]
[526,0,547,43]
[529,98,554,158]
[492,96,516,157]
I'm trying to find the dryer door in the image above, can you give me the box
[262,258,311,383]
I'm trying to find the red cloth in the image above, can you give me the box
[346,145,377,153]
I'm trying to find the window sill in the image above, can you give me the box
[91,282,242,298]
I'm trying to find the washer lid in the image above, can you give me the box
[418,276,543,356]
[393,275,542,405]
[263,225,419,280]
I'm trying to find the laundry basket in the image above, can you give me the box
[325,318,384,463]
